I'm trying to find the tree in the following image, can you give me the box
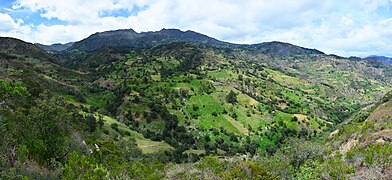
[4,94,81,165]
[226,90,238,104]
[97,115,104,129]
[111,123,119,131]
[86,115,97,133]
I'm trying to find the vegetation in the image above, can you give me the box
[0,29,391,179]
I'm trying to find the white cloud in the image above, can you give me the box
[12,0,152,24]
[0,13,19,31]
[0,12,32,41]
[3,0,392,57]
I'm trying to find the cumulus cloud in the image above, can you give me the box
[0,12,32,41]
[2,0,392,57]
[0,13,19,31]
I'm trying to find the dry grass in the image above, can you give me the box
[367,100,392,122]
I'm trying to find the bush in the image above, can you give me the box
[111,123,119,131]
[226,90,238,104]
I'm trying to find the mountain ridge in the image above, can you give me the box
[66,28,231,51]
[0,37,52,60]
[64,28,324,58]
[367,55,392,64]
[35,42,74,52]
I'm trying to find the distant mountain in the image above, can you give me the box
[0,37,53,60]
[247,41,324,57]
[67,28,231,51]
[367,55,392,64]
[35,42,74,52]
[66,28,324,60]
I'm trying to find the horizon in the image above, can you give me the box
[1,0,392,57]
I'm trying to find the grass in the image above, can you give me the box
[197,115,241,134]
[184,149,205,155]
[186,94,224,115]
[294,114,308,121]
[207,69,236,81]
[98,114,173,154]
[222,114,249,135]
[272,111,298,130]
[86,91,115,109]
[136,139,173,154]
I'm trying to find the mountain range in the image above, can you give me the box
[367,55,392,64]
[0,28,391,179]
[35,42,74,52]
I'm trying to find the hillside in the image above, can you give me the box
[367,55,392,64]
[35,42,74,52]
[0,37,53,60]
[322,91,392,179]
[1,30,392,179]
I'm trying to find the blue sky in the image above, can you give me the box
[0,0,392,57]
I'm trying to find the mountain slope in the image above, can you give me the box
[247,41,324,57]
[1,29,392,179]
[0,37,53,60]
[35,42,74,52]
[0,37,93,98]
[367,55,392,64]
[67,28,231,51]
[326,91,392,178]
[60,40,390,157]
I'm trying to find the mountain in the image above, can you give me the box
[66,28,324,58]
[67,28,231,51]
[0,37,90,96]
[367,55,392,64]
[35,42,74,52]
[1,29,392,179]
[0,37,53,60]
[247,41,324,57]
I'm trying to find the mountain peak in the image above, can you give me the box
[159,28,183,33]
[54,28,325,57]
[67,28,229,51]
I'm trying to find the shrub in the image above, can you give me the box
[111,123,119,131]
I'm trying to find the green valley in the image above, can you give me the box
[0,29,391,179]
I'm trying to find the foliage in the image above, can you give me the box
[0,80,30,99]
[226,90,238,104]
[0,32,391,179]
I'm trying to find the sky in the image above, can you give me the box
[0,0,392,57]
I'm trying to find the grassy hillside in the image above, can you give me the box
[40,40,389,167]
[0,33,391,179]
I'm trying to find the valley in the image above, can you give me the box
[0,29,391,179]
